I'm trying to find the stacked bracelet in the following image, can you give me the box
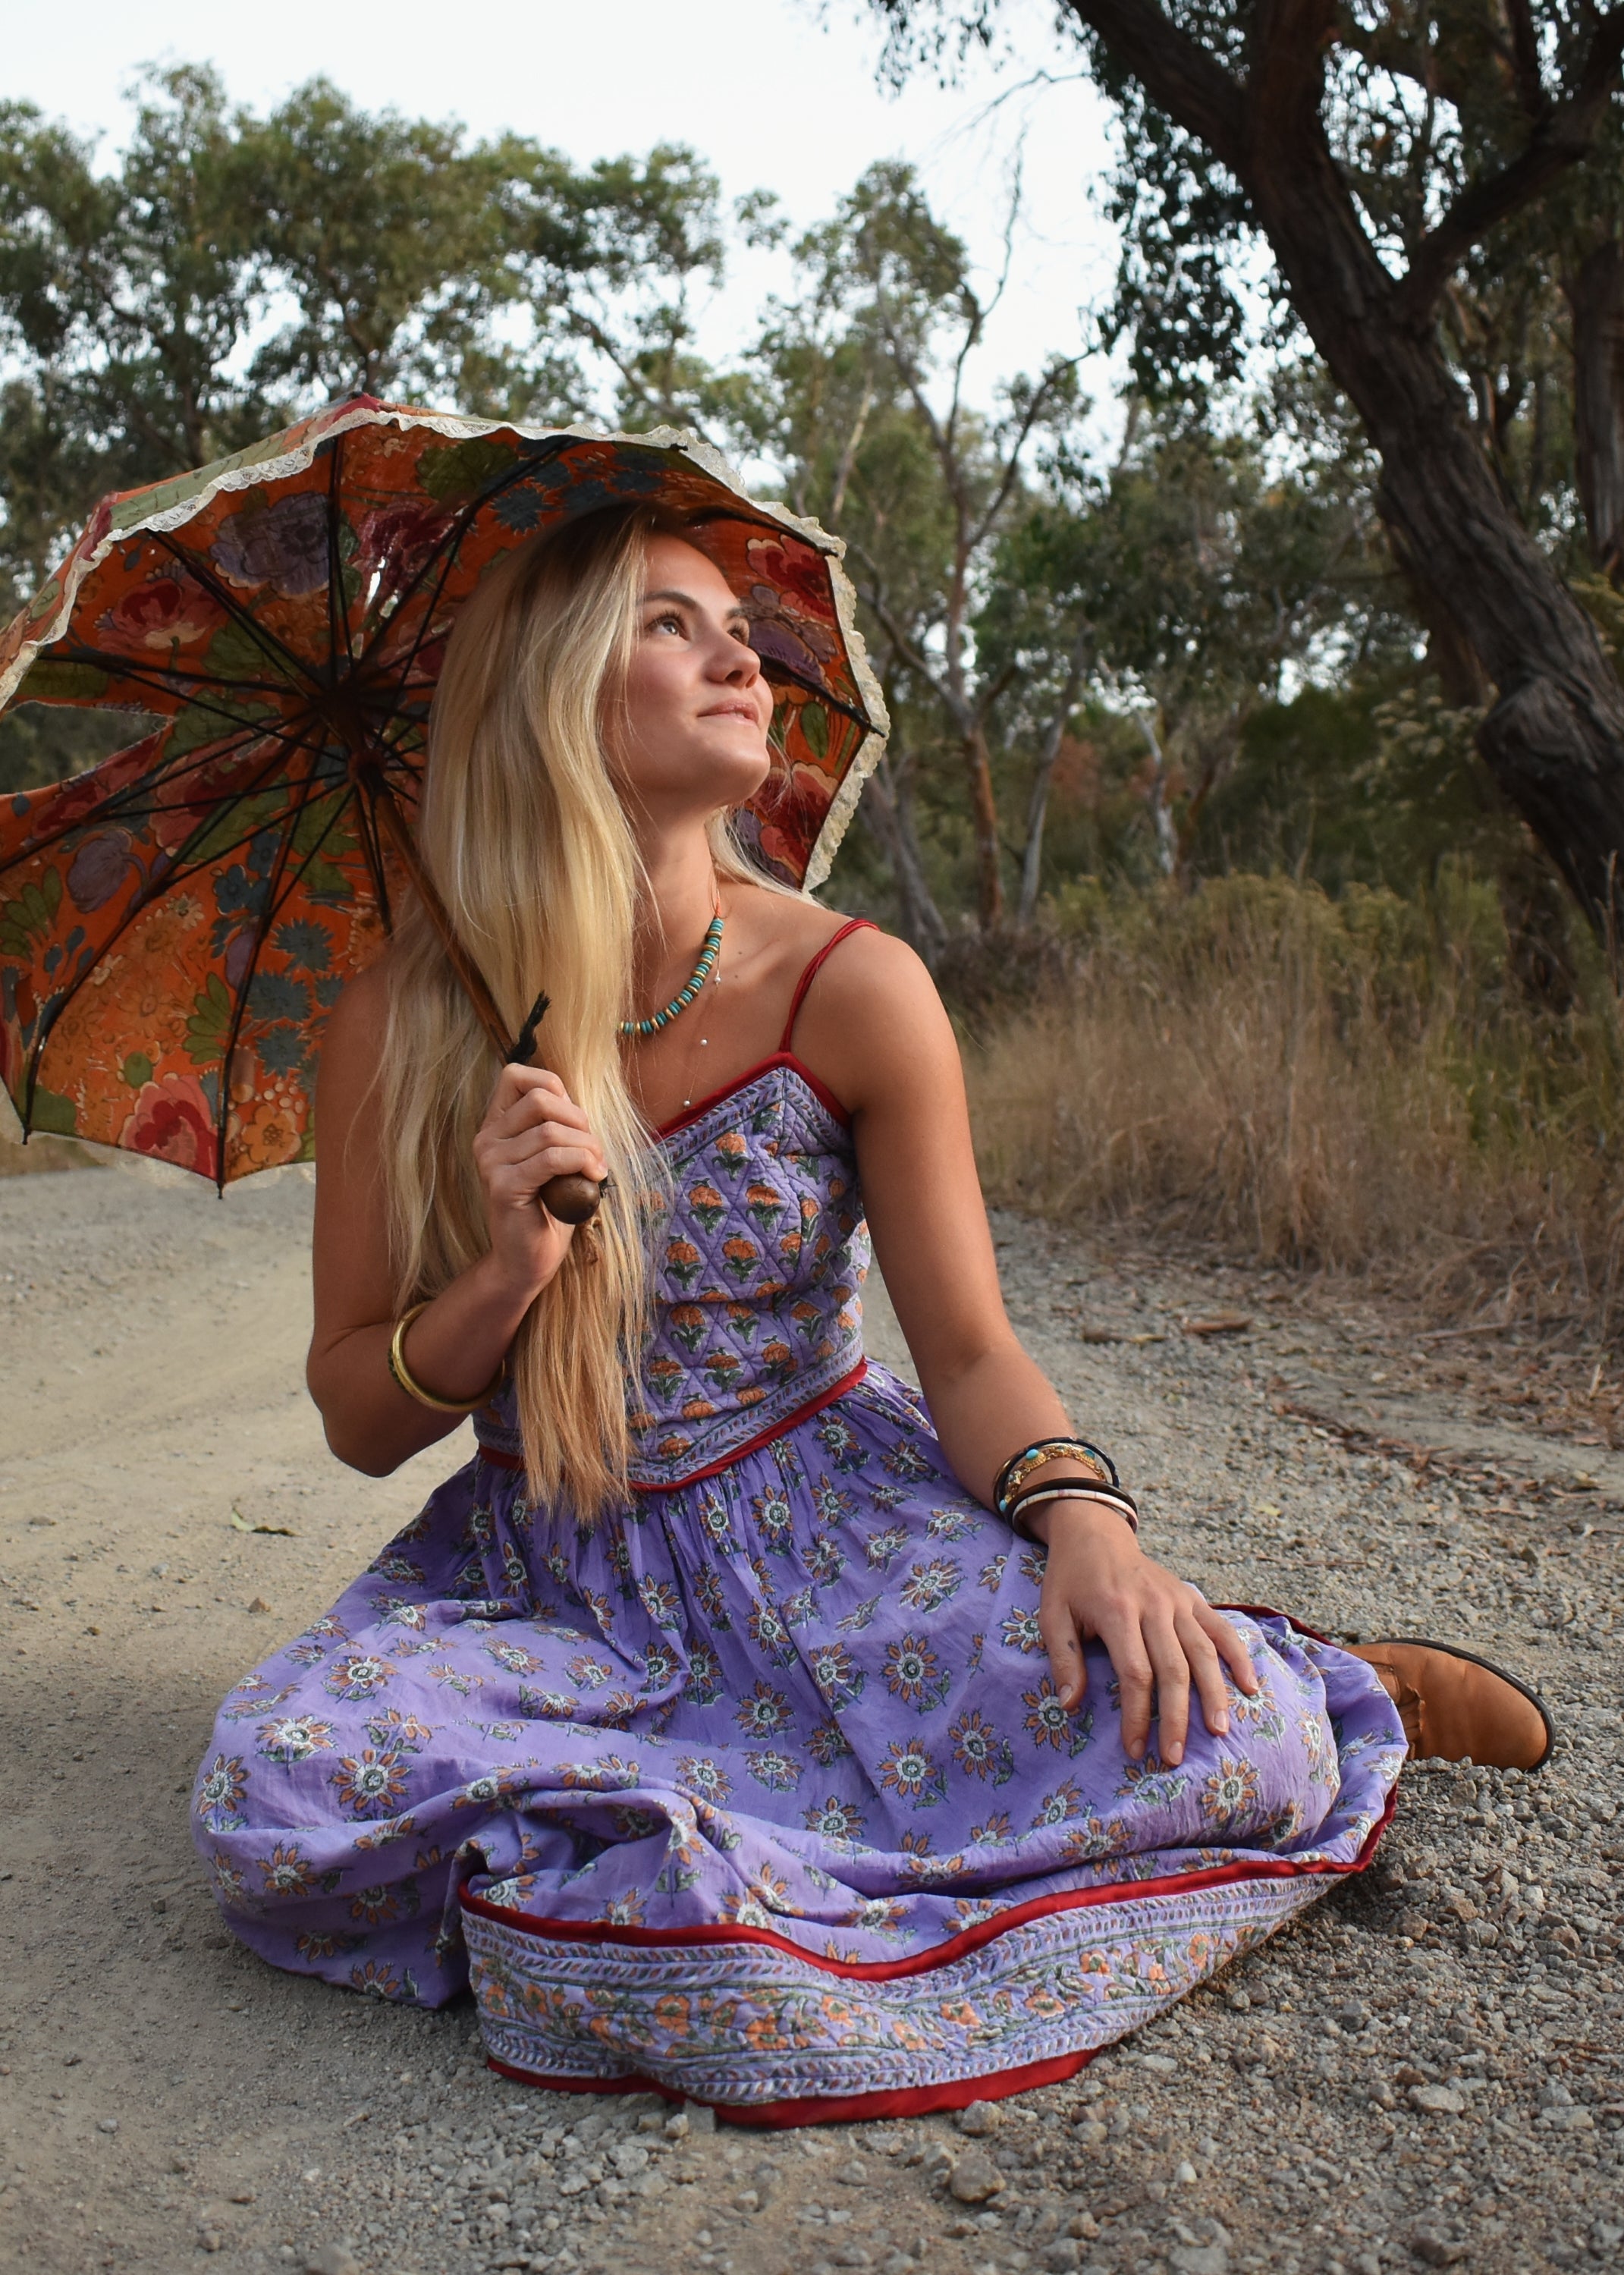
[992,1436,1120,1521]
[388,1301,507,1413]
[1006,1481,1140,1541]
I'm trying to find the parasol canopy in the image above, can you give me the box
[0,398,886,1186]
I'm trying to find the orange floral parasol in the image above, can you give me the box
[0,399,886,1186]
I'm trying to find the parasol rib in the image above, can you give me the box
[17,721,341,1128]
[206,736,336,1189]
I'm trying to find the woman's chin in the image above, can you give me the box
[638,749,771,817]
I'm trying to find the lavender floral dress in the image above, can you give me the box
[194,924,1405,2123]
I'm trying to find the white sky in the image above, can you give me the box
[7,0,1126,414]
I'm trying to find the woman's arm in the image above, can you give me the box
[306,965,606,1475]
[796,930,1258,1764]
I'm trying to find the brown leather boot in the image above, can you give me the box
[1347,1639,1553,1770]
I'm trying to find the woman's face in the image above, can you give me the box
[614,535,774,826]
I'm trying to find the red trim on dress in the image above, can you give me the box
[777,916,878,1051]
[650,916,878,1142]
[654,1051,853,1144]
[462,1616,1400,2123]
[469,1792,1396,2124]
[482,2048,1098,2129]
[460,1784,1394,1981]
[633,1361,869,1490]
[476,1359,869,1483]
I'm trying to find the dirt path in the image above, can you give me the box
[2,1164,1620,2275]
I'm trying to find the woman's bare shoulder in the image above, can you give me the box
[770,906,948,1108]
[799,917,941,1030]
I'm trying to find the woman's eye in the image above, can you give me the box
[648,611,686,636]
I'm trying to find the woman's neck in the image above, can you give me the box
[632,825,721,1002]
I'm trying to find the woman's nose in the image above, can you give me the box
[711,624,761,683]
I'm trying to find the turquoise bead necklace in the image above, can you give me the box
[619,910,725,1039]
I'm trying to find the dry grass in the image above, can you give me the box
[963,870,1624,1340]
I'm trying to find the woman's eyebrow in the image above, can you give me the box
[644,586,751,627]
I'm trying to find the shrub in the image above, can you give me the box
[963,869,1624,1334]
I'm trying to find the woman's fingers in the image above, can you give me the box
[481,1147,608,1206]
[488,1080,592,1145]
[480,1123,608,1180]
[1088,1592,1249,1765]
[1038,1604,1087,1711]
[1200,1604,1260,1695]
[476,1067,607,1208]
[1145,1610,1192,1764]
[1175,1609,1232,1744]
[488,1062,569,1115]
[1103,1619,1157,1761]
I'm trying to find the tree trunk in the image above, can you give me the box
[1139,712,1180,877]
[1060,0,1624,947]
[1017,627,1090,924]
[1568,236,1624,576]
[1241,118,1624,947]
[963,721,1007,929]
[859,746,949,960]
[1174,710,1244,877]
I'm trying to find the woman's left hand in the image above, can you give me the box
[1031,1500,1260,1765]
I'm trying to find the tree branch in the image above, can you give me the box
[966,357,1081,556]
[1246,0,1339,143]
[1502,0,1549,126]
[1059,0,1249,176]
[1401,11,1624,320]
[846,536,974,734]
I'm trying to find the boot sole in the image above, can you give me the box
[1363,1636,1555,1771]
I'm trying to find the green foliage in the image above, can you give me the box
[0,68,752,618]
[0,702,150,797]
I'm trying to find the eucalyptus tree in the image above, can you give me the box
[979,393,1389,903]
[871,0,1624,949]
[0,67,763,608]
[749,160,1084,933]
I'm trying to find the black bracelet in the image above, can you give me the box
[1007,1481,1140,1541]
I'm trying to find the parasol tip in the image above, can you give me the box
[509,991,551,1069]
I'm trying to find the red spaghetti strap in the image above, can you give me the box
[778,918,878,1053]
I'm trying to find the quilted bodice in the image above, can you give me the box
[474,1057,869,1491]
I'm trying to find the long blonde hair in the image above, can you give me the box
[379,503,777,1519]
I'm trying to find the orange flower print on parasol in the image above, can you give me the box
[0,399,887,1186]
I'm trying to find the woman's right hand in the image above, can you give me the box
[472,1065,608,1299]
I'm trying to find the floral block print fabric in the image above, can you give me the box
[193,1064,1405,2119]
[0,402,886,1183]
[473,1062,869,1489]
[466,1864,1333,2116]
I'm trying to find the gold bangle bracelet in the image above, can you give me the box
[387,1301,506,1413]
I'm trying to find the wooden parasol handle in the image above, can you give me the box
[369,784,603,1227]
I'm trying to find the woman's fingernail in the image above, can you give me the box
[1167,1743,1183,1764]
[1214,1715,1229,1735]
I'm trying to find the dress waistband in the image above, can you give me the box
[474,1360,868,1494]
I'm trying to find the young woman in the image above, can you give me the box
[194,503,1550,2123]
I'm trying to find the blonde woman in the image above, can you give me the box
[194,502,1550,2121]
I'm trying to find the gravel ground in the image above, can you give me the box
[2,1164,1620,2275]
